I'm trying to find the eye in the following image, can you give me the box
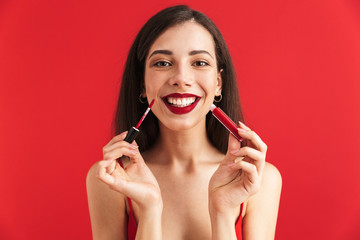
[193,61,209,67]
[154,61,172,67]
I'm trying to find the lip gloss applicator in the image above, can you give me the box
[124,99,155,143]
[210,103,243,142]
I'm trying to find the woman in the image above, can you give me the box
[87,5,282,240]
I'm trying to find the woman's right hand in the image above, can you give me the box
[96,131,162,214]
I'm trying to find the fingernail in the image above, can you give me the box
[239,121,250,130]
[238,128,247,134]
[234,156,244,163]
[130,144,138,150]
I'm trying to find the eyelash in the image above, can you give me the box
[193,61,209,67]
[153,60,210,67]
[153,61,172,67]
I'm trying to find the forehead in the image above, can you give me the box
[148,21,216,56]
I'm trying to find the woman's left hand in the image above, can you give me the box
[208,122,267,216]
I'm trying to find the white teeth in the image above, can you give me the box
[166,97,196,107]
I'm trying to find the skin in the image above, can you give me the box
[86,21,282,240]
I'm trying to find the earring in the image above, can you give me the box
[139,94,147,104]
[214,94,222,102]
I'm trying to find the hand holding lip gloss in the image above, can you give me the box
[124,99,155,143]
[210,104,243,142]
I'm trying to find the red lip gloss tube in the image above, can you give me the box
[210,104,243,142]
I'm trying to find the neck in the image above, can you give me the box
[152,120,220,170]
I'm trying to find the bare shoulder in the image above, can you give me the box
[244,162,282,212]
[86,162,128,240]
[263,162,282,187]
[86,162,100,187]
[250,162,282,206]
[242,162,282,239]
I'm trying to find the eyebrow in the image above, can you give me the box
[189,50,214,59]
[148,49,214,59]
[148,50,172,59]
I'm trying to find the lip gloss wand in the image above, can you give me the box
[209,103,243,142]
[124,99,155,143]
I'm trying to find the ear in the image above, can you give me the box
[140,86,147,98]
[215,69,223,95]
[140,79,147,98]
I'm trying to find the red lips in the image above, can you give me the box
[162,93,200,115]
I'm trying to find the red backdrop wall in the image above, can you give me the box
[1,0,359,239]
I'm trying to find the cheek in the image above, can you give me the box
[144,79,162,98]
[144,71,156,93]
[198,72,219,92]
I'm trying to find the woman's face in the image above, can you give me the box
[144,21,222,131]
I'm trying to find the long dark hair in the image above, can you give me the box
[112,5,245,153]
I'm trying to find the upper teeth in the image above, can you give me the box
[167,97,196,107]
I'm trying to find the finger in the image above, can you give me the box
[132,140,139,147]
[234,156,245,163]
[96,160,130,193]
[231,146,265,174]
[97,170,115,186]
[237,128,267,153]
[101,171,129,195]
[104,131,128,148]
[103,144,138,161]
[228,160,259,184]
[238,121,251,131]
[232,147,265,162]
[104,140,138,154]
[97,158,117,174]
[97,160,116,185]
[128,146,146,165]
[222,132,242,164]
[228,130,241,152]
[111,162,129,182]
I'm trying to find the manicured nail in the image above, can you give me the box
[130,144,139,149]
[238,121,250,129]
[234,156,245,163]
[238,128,247,134]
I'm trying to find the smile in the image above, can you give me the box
[167,97,196,107]
[162,93,201,114]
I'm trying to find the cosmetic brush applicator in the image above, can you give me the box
[124,99,155,143]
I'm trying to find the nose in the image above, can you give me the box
[168,62,193,88]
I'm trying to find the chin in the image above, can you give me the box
[159,118,203,132]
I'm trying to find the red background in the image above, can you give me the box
[1,0,359,239]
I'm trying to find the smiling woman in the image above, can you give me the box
[86,5,282,240]
[145,22,219,119]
